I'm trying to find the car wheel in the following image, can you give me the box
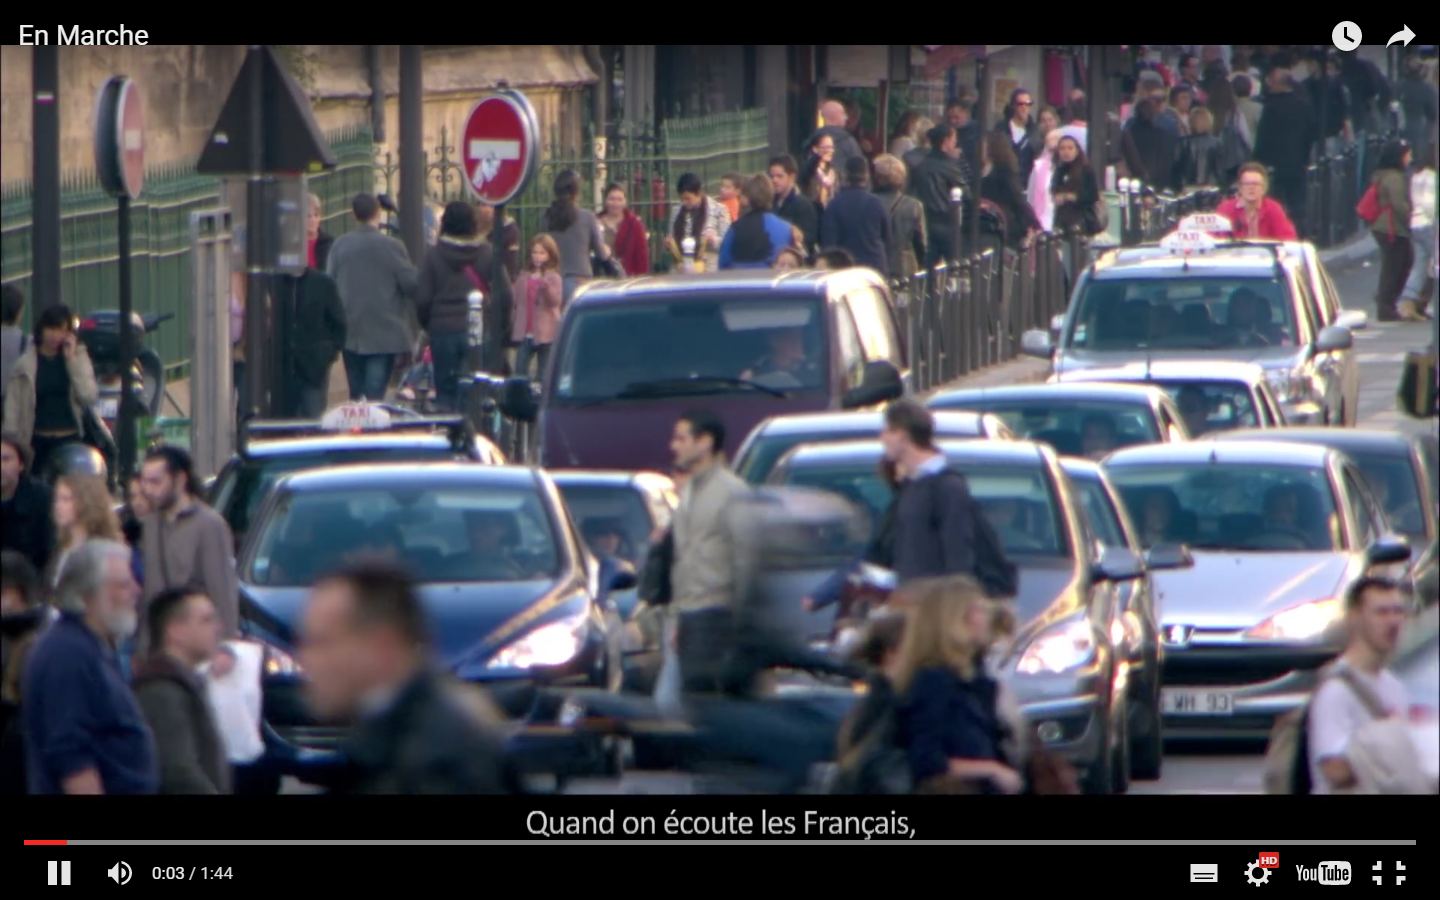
[1111,710,1130,794]
[1129,690,1165,781]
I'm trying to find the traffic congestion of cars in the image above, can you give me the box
[214,216,1435,794]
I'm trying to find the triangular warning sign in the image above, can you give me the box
[197,45,339,175]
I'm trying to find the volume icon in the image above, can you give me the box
[108,862,132,885]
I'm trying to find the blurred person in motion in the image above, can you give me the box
[803,458,904,617]
[1307,577,1428,793]
[873,154,927,282]
[719,174,795,269]
[1398,141,1436,322]
[476,201,522,283]
[1,432,54,575]
[138,446,238,653]
[23,539,157,794]
[1,550,47,795]
[909,123,972,266]
[326,193,419,404]
[511,234,565,382]
[666,172,730,272]
[881,400,1016,597]
[819,156,890,275]
[301,559,522,793]
[1253,65,1316,234]
[893,575,1026,794]
[597,183,650,278]
[638,468,688,714]
[1369,140,1416,323]
[541,170,610,303]
[668,409,749,694]
[0,285,25,419]
[1214,163,1299,240]
[769,155,819,261]
[2,303,98,478]
[1028,127,1064,234]
[418,200,513,408]
[132,588,230,794]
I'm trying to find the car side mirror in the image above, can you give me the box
[1367,534,1411,566]
[1144,542,1194,571]
[1334,309,1368,331]
[497,376,538,423]
[1020,329,1054,359]
[1094,546,1145,582]
[842,360,904,409]
[1314,325,1353,353]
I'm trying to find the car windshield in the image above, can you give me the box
[246,486,559,586]
[1160,380,1262,435]
[214,447,461,537]
[552,298,827,403]
[738,431,862,484]
[1106,463,1340,552]
[1352,452,1428,543]
[556,484,653,565]
[776,462,1067,557]
[1070,476,1127,547]
[945,399,1159,459]
[1068,276,1298,351]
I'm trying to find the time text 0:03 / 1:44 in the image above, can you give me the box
[153,867,233,880]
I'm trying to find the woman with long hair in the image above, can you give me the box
[801,134,840,209]
[980,132,1041,251]
[888,111,922,158]
[1370,139,1416,323]
[49,473,124,588]
[665,172,731,272]
[511,234,565,381]
[1051,135,1104,237]
[892,576,1026,794]
[540,169,611,303]
[597,182,650,278]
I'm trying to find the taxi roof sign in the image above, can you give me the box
[1175,213,1232,234]
[320,401,394,431]
[1159,230,1218,254]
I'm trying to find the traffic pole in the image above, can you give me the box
[399,46,426,268]
[244,46,269,421]
[32,45,61,318]
[117,194,136,495]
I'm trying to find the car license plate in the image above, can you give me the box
[1163,688,1234,716]
[98,397,119,420]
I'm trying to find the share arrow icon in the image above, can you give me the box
[1388,25,1416,47]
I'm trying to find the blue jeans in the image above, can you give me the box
[428,332,470,413]
[514,338,551,382]
[1402,224,1434,306]
[342,351,396,403]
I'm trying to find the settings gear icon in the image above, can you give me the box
[1245,861,1272,886]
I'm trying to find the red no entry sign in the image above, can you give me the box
[94,76,145,199]
[461,90,540,206]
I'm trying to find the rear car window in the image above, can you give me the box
[1069,275,1298,351]
[556,484,655,565]
[1162,380,1263,435]
[959,400,1160,458]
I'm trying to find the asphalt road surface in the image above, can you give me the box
[284,249,1435,796]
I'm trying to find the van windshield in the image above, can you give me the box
[551,298,827,404]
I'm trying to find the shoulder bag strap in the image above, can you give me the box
[1333,665,1391,720]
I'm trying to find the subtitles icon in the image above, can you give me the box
[1190,863,1219,883]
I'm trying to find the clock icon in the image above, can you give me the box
[1333,21,1363,51]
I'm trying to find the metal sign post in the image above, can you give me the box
[189,209,234,478]
[93,75,146,495]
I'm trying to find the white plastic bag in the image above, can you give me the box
[205,640,265,764]
[653,615,683,717]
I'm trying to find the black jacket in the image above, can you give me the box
[775,189,818,257]
[994,119,1040,183]
[891,467,1017,597]
[1,475,54,575]
[980,168,1040,247]
[820,186,891,275]
[313,231,335,273]
[286,269,347,389]
[417,235,514,345]
[1307,75,1350,139]
[330,669,523,795]
[132,653,231,794]
[1173,133,1223,189]
[1125,116,1179,190]
[1051,160,1102,236]
[909,150,972,239]
[898,665,1010,788]
[955,122,983,185]
[1253,89,1316,178]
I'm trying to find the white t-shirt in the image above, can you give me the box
[1307,661,1408,794]
[1009,121,1028,147]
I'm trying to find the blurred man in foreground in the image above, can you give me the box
[301,559,521,794]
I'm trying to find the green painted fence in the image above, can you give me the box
[0,125,376,378]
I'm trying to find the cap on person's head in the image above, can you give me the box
[844,155,869,185]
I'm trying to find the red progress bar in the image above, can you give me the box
[25,840,68,845]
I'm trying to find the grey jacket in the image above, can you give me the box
[671,462,749,613]
[132,653,231,795]
[2,343,99,447]
[875,189,928,280]
[140,501,239,654]
[326,224,420,354]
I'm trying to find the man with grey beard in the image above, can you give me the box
[22,540,158,794]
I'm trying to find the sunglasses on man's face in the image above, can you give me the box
[1015,100,1032,107]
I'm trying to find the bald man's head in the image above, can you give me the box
[821,101,846,127]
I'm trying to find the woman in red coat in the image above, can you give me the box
[598,183,651,277]
[1214,162,1298,240]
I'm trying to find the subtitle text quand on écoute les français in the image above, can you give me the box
[19,25,150,45]
[527,809,916,839]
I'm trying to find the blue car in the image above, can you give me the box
[236,462,634,786]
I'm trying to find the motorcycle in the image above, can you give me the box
[77,310,173,434]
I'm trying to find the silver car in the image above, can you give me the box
[1102,439,1412,739]
[1053,359,1289,435]
[1021,242,1361,426]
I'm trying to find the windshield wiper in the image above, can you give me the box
[615,376,790,400]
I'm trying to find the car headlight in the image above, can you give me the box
[1017,620,1096,675]
[1245,598,1341,641]
[263,642,303,676]
[1264,368,1310,404]
[487,609,588,669]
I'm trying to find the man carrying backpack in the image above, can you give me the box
[878,400,1017,598]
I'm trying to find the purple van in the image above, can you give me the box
[499,269,910,472]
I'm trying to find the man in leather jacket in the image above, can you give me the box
[908,123,973,266]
